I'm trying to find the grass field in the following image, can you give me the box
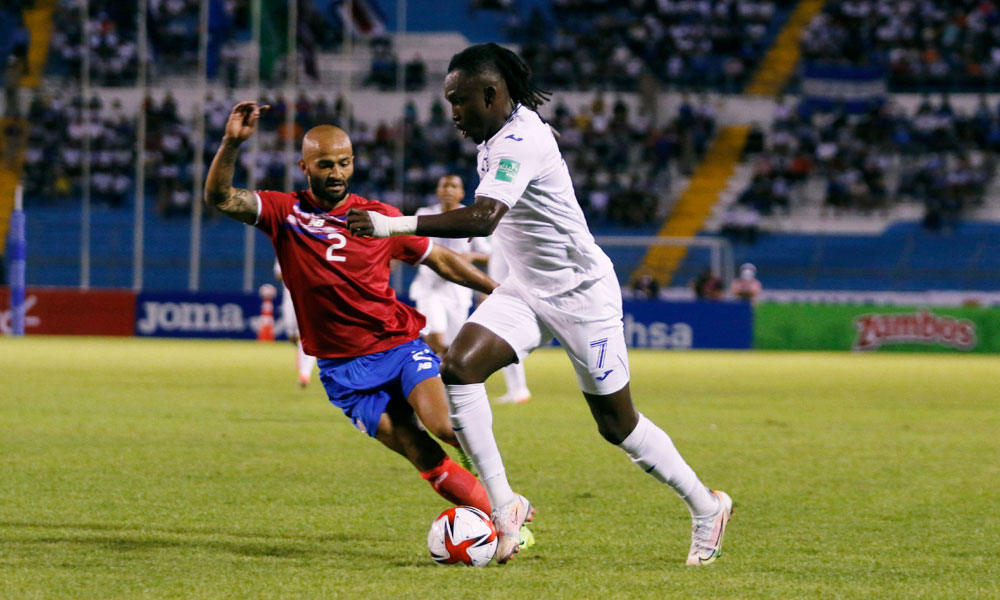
[2,336,999,599]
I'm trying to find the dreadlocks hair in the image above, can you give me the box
[447,43,552,110]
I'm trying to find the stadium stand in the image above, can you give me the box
[799,1,1000,92]
[514,0,797,92]
[728,95,997,229]
[4,0,1000,296]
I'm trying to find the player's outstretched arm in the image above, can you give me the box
[423,244,498,295]
[347,196,508,239]
[204,101,269,225]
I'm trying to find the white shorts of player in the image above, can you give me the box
[415,292,472,347]
[468,273,631,396]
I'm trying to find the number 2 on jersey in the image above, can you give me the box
[326,232,347,262]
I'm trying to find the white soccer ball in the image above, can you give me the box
[427,506,498,567]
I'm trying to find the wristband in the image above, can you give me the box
[369,212,418,237]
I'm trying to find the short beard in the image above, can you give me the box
[310,178,349,207]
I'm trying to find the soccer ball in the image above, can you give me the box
[427,506,498,567]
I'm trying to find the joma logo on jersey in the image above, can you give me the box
[495,158,521,183]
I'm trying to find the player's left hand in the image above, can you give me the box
[346,208,374,237]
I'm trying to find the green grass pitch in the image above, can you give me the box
[2,336,998,599]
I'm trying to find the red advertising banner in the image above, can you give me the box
[0,287,136,336]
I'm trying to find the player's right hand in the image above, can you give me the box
[224,101,269,144]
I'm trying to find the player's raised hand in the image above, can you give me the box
[224,101,269,144]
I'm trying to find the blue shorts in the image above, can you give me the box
[317,338,441,438]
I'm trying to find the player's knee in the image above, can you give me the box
[440,352,484,385]
[593,413,636,445]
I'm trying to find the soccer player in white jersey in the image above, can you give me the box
[347,43,732,565]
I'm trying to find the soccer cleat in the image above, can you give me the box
[494,392,530,404]
[686,490,733,566]
[492,494,535,564]
[518,524,535,549]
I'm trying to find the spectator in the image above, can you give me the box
[692,267,724,301]
[729,263,762,302]
[631,274,660,299]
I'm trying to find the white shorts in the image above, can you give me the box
[415,293,472,346]
[467,274,631,395]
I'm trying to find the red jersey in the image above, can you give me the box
[255,190,431,358]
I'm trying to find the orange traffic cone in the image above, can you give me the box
[258,284,276,342]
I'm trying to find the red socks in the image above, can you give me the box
[420,456,491,514]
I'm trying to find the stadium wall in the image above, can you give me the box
[7,287,1000,354]
[1,286,755,349]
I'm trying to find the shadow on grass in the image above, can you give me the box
[0,520,395,561]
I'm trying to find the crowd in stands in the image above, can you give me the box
[19,90,707,229]
[733,95,997,233]
[800,1,1000,92]
[364,38,427,91]
[47,0,140,84]
[506,0,794,92]
[44,0,351,86]
[37,0,798,94]
[22,94,137,208]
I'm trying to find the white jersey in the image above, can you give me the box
[409,203,491,306]
[474,105,614,297]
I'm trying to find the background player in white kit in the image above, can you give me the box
[347,43,731,566]
[274,259,316,388]
[410,173,531,404]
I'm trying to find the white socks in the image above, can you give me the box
[296,341,316,380]
[619,413,719,518]
[446,383,515,510]
[501,363,530,399]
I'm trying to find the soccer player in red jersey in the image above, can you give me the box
[204,101,495,516]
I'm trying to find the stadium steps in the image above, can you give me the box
[745,0,828,96]
[20,0,56,88]
[634,125,749,286]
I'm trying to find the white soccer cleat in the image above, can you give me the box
[686,490,733,566]
[494,392,531,404]
[492,493,535,564]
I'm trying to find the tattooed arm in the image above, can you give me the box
[204,101,269,225]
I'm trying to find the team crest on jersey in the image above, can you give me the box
[286,204,345,239]
[496,158,521,183]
